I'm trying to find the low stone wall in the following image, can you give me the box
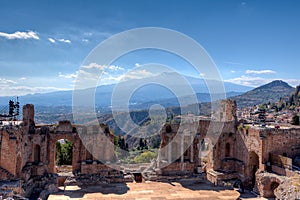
[271,165,295,177]
[256,172,284,198]
[207,170,240,186]
[221,158,244,173]
[80,162,120,175]
[161,162,195,176]
[270,153,292,169]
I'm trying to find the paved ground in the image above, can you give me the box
[48,180,241,200]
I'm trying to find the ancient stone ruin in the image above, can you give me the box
[0,100,300,199]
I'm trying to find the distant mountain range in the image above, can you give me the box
[0,76,297,141]
[0,71,296,121]
[0,72,252,109]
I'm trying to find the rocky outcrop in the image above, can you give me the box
[256,172,284,198]
[275,174,300,200]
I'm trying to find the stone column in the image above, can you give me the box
[197,139,202,173]
[22,104,34,126]
[168,138,172,163]
[198,141,202,166]
[181,135,184,162]
[157,150,161,168]
[190,135,194,162]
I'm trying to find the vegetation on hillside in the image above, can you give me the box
[233,80,294,108]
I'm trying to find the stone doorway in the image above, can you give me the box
[55,139,73,174]
[249,151,259,188]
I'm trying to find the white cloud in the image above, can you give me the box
[135,63,141,67]
[48,38,56,43]
[81,63,124,72]
[225,76,268,87]
[225,75,300,87]
[101,69,156,84]
[0,78,17,85]
[245,69,276,74]
[82,63,106,70]
[82,38,89,43]
[108,65,124,71]
[0,77,71,96]
[62,63,125,89]
[121,69,155,81]
[231,70,236,73]
[0,85,69,96]
[284,79,300,87]
[58,38,71,43]
[20,77,27,80]
[58,72,78,79]
[0,31,39,40]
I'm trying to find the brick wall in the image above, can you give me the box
[0,130,17,176]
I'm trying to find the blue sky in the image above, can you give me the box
[0,0,300,96]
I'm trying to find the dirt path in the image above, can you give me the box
[48,181,241,200]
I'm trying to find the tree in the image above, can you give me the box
[9,100,14,116]
[134,150,157,163]
[56,140,73,165]
[62,140,73,165]
[139,138,145,149]
[113,136,119,146]
[292,114,300,125]
[118,136,126,150]
[56,141,63,165]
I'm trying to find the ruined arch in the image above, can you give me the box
[86,144,93,161]
[257,175,281,198]
[225,143,231,157]
[166,124,172,133]
[171,142,179,161]
[249,151,259,187]
[48,133,80,174]
[33,144,41,164]
[183,142,190,161]
[269,181,280,197]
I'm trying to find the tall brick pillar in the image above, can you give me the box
[218,99,237,122]
[23,104,34,126]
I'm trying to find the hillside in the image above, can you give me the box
[233,80,294,108]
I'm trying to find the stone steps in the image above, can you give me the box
[0,167,15,180]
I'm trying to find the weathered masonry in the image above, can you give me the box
[1,100,300,199]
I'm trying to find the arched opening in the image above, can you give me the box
[16,154,22,177]
[171,142,179,162]
[283,152,287,157]
[225,143,231,157]
[33,144,41,164]
[55,139,73,173]
[249,151,259,188]
[184,142,190,162]
[86,144,93,164]
[166,124,172,133]
[270,181,279,197]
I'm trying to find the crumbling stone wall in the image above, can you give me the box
[0,130,17,176]
[1,100,300,199]
[159,121,201,174]
[0,104,117,198]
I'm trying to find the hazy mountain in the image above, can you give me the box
[232,80,294,108]
[0,72,252,109]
